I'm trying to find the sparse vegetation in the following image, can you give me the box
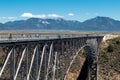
[107,44,114,52]
[99,36,120,80]
[78,49,87,57]
[113,37,120,44]
[0,60,3,67]
[82,51,87,57]
[116,40,120,44]
[110,62,117,68]
[100,51,108,61]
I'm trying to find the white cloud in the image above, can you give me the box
[21,13,33,17]
[35,14,46,18]
[48,14,63,18]
[21,13,46,18]
[68,13,74,16]
[21,13,63,18]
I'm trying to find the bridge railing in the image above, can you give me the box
[0,33,104,42]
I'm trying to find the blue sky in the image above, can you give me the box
[0,0,120,23]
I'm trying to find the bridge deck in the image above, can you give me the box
[0,31,104,43]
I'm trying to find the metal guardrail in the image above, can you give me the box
[0,33,104,42]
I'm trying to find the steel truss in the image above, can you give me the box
[0,36,103,80]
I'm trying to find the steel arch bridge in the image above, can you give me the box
[0,32,103,80]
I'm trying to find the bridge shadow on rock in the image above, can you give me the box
[77,58,88,80]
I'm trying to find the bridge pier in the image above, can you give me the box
[10,47,15,80]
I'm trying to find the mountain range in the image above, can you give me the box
[0,16,120,31]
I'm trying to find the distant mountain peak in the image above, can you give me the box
[84,16,117,22]
[0,16,119,31]
[95,16,108,18]
[93,16,119,21]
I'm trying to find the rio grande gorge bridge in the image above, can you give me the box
[0,31,104,80]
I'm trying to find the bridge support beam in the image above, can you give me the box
[86,38,99,80]
[0,36,103,80]
[10,46,15,80]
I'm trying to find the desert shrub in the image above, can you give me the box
[0,60,3,67]
[82,50,87,57]
[78,49,87,57]
[116,40,120,44]
[107,44,114,52]
[110,62,117,68]
[101,52,108,61]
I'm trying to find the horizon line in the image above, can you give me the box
[0,16,119,24]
